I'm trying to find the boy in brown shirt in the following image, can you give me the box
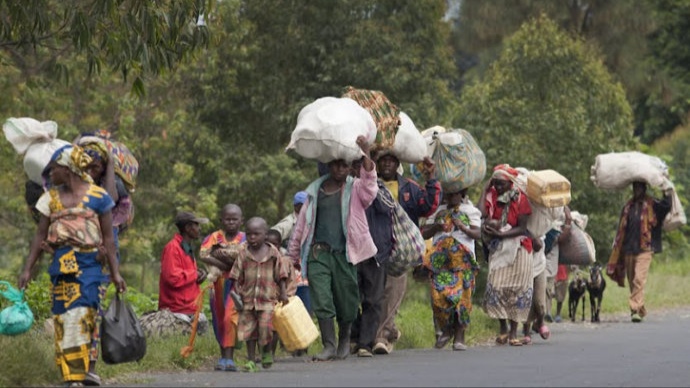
[229,217,289,371]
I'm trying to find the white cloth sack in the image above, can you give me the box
[663,187,686,231]
[527,204,565,239]
[3,117,69,184]
[390,111,426,163]
[590,151,668,190]
[286,97,376,163]
[24,139,71,184]
[3,117,58,154]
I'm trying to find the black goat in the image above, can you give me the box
[568,274,587,322]
[586,263,606,323]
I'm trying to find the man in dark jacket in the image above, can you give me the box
[349,158,395,357]
[606,181,671,323]
[372,153,441,354]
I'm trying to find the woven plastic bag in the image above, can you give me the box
[590,151,668,190]
[101,293,147,364]
[378,186,425,277]
[558,224,596,266]
[76,130,139,193]
[412,126,486,192]
[0,281,34,336]
[342,86,400,152]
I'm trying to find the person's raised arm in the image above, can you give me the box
[356,136,374,172]
[353,135,378,208]
[103,155,119,203]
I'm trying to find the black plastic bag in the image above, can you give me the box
[101,293,147,364]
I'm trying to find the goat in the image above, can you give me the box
[586,263,606,323]
[568,274,587,322]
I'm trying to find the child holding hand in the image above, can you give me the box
[229,217,289,372]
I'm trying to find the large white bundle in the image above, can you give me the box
[527,204,565,238]
[24,139,71,184]
[3,117,58,154]
[286,97,376,163]
[3,117,70,184]
[389,112,426,163]
[591,151,668,190]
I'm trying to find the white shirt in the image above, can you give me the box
[425,199,481,258]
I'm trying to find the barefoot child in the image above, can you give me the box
[200,204,245,372]
[230,217,289,372]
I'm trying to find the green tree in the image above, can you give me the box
[452,0,685,144]
[0,0,212,93]
[457,15,636,260]
[191,0,458,152]
[642,0,690,143]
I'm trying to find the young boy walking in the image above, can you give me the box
[230,217,289,371]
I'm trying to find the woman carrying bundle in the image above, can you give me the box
[478,164,533,347]
[18,145,126,387]
[421,188,481,351]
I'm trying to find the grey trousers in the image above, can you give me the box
[375,272,408,346]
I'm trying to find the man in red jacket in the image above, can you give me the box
[158,211,210,332]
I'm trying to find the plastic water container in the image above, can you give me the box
[272,296,319,352]
[526,169,571,208]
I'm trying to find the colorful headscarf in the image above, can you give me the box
[50,144,94,183]
[491,163,519,182]
[81,141,109,164]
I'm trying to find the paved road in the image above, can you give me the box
[128,308,690,387]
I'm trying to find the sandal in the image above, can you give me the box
[452,342,467,351]
[521,335,532,345]
[495,334,509,345]
[223,359,237,372]
[435,333,451,349]
[83,372,101,386]
[261,353,273,369]
[244,360,258,373]
[509,338,523,347]
[539,325,551,340]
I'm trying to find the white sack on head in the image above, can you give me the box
[591,151,668,190]
[3,117,58,154]
[24,139,71,184]
[286,97,376,163]
[3,117,69,184]
[390,112,426,164]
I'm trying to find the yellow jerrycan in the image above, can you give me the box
[272,296,320,352]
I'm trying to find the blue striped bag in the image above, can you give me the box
[379,187,426,277]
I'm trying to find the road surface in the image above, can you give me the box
[125,307,690,387]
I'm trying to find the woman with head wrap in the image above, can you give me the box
[18,144,127,387]
[79,138,136,384]
[478,164,534,347]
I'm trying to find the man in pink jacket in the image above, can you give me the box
[287,136,378,362]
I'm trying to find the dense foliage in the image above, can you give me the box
[0,1,687,295]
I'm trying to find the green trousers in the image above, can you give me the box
[307,248,359,323]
